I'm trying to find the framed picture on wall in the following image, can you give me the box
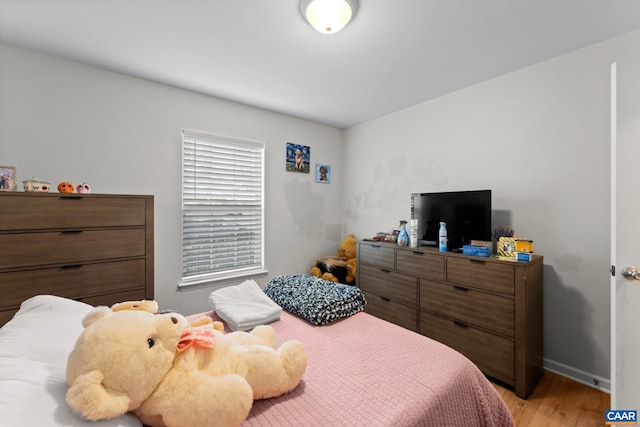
[0,166,17,191]
[315,164,331,183]
[286,142,310,173]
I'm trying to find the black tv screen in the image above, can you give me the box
[410,190,492,251]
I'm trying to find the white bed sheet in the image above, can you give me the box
[0,295,142,427]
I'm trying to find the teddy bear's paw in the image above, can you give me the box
[321,272,338,282]
[278,340,307,384]
[250,325,276,348]
[309,266,322,278]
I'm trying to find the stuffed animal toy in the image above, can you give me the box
[66,306,306,427]
[310,233,357,284]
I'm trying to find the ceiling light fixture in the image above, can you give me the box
[300,0,358,35]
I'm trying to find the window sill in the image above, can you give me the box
[178,268,269,290]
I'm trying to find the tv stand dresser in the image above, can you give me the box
[356,240,543,399]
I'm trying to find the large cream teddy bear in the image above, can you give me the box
[66,306,306,427]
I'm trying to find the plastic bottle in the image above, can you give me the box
[438,222,448,252]
[397,220,409,246]
[409,219,419,248]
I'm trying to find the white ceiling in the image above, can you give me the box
[2,1,640,129]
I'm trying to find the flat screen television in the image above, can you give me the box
[410,189,492,251]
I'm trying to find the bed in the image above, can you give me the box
[0,289,514,426]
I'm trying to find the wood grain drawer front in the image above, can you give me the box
[396,250,444,280]
[0,196,147,231]
[80,289,147,308]
[0,259,146,310]
[359,264,417,306]
[420,279,514,338]
[446,257,514,295]
[359,244,395,269]
[0,229,146,269]
[421,311,515,384]
[364,291,418,332]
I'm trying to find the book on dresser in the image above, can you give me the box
[356,240,543,399]
[0,192,154,326]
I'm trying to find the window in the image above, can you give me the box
[180,130,265,287]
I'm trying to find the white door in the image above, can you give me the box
[611,60,640,409]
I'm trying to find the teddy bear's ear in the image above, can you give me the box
[81,306,113,328]
[66,369,132,421]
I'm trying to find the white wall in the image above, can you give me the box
[0,43,344,315]
[343,29,640,388]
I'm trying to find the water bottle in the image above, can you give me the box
[438,222,447,252]
[397,220,409,246]
[409,219,419,248]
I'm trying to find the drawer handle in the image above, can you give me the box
[453,285,468,292]
[453,320,469,329]
[60,230,83,234]
[370,244,381,248]
[380,296,391,302]
[469,259,486,265]
[60,195,83,200]
[60,264,83,270]
[412,251,423,255]
[380,269,391,273]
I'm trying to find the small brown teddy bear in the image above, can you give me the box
[310,234,357,285]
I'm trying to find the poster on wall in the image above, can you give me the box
[315,164,331,183]
[0,166,17,191]
[286,142,310,173]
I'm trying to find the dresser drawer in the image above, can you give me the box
[0,229,146,269]
[0,259,147,309]
[420,311,514,384]
[446,257,514,295]
[80,289,147,308]
[396,249,444,280]
[0,195,147,231]
[359,243,395,269]
[364,292,418,332]
[359,264,417,306]
[420,279,514,337]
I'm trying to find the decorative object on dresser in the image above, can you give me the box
[0,192,154,326]
[0,166,17,191]
[357,240,543,399]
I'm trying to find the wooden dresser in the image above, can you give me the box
[357,240,543,399]
[0,192,154,326]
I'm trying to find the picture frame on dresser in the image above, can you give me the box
[0,166,17,191]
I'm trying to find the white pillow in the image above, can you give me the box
[0,295,143,427]
[0,295,92,366]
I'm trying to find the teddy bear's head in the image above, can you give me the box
[110,299,159,314]
[66,307,189,421]
[337,234,356,259]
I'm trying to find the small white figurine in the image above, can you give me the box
[77,182,91,194]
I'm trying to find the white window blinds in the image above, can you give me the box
[181,130,265,286]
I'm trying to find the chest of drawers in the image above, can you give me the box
[0,192,154,325]
[357,241,543,398]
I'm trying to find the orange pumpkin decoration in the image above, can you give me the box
[58,182,75,193]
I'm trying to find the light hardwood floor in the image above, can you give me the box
[492,371,610,426]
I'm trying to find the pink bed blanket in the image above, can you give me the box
[187,311,514,427]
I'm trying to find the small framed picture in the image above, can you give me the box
[0,166,17,191]
[286,142,310,173]
[315,164,331,183]
[498,237,516,257]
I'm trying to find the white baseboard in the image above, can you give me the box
[544,357,611,394]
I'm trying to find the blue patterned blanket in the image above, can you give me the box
[264,274,366,325]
